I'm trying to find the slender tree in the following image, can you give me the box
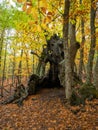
[78,0,85,80]
[1,39,8,96]
[24,50,30,75]
[18,49,23,84]
[86,0,96,84]
[63,0,72,99]
[69,20,76,73]
[94,51,98,90]
[0,30,5,91]
[12,48,16,84]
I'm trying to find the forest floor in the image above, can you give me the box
[0,87,98,130]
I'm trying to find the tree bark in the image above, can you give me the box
[12,48,16,84]
[79,0,85,80]
[32,54,35,73]
[0,30,4,96]
[18,50,23,84]
[0,30,4,70]
[63,0,72,99]
[69,21,76,73]
[1,40,8,96]
[69,21,76,45]
[25,50,30,75]
[86,0,96,84]
[94,51,98,90]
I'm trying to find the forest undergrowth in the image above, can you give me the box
[0,87,98,130]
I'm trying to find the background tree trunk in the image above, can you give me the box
[86,0,96,84]
[12,48,16,84]
[94,51,98,90]
[0,30,4,70]
[32,54,35,73]
[78,0,85,81]
[18,49,23,84]
[25,50,30,76]
[69,21,76,45]
[0,30,4,96]
[1,41,8,96]
[63,0,72,99]
[69,20,76,73]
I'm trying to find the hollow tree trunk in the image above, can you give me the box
[36,47,47,77]
[36,60,46,77]
[86,0,96,84]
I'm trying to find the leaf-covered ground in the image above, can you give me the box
[0,88,98,130]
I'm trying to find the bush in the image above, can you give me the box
[70,84,98,106]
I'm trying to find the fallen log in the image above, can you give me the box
[1,84,28,106]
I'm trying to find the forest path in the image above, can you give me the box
[0,88,98,130]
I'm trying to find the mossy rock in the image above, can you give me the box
[70,84,98,106]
